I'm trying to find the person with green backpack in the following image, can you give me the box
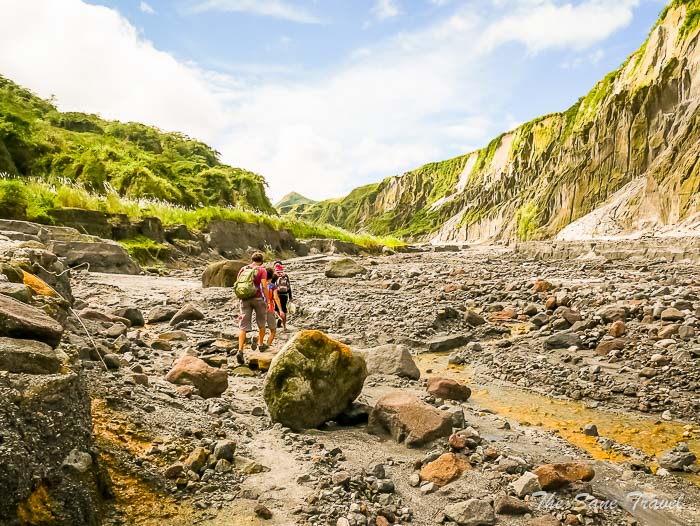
[235,251,269,364]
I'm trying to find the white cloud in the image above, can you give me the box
[371,0,400,20]
[0,0,227,143]
[139,1,155,14]
[0,0,644,201]
[482,0,639,53]
[185,0,322,24]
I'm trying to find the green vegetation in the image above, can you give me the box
[0,179,28,219]
[516,202,540,241]
[118,235,169,265]
[658,0,700,41]
[0,75,275,213]
[0,176,403,249]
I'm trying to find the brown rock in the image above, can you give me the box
[534,280,553,292]
[184,447,209,473]
[658,324,679,339]
[368,391,453,447]
[545,296,557,310]
[254,504,273,520]
[165,355,228,398]
[426,377,471,401]
[494,495,530,515]
[595,338,626,356]
[0,294,64,347]
[608,320,626,337]
[528,516,562,526]
[420,453,471,486]
[533,463,595,490]
[247,350,279,371]
[376,516,390,526]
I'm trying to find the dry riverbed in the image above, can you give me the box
[58,247,700,526]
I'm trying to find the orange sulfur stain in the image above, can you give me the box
[416,353,700,485]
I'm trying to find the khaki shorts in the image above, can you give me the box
[239,298,267,332]
[266,311,277,330]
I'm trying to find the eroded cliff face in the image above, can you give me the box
[290,2,700,243]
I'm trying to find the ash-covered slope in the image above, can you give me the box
[289,1,700,243]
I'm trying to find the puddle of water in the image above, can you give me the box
[416,353,700,485]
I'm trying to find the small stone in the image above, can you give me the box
[511,472,541,497]
[254,504,273,520]
[582,424,598,437]
[608,320,626,337]
[494,495,530,515]
[444,499,495,526]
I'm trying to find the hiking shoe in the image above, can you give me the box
[260,344,270,352]
[235,351,245,365]
[251,335,258,351]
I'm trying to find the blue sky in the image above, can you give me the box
[0,0,668,201]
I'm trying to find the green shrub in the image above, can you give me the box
[0,179,28,219]
[118,235,169,265]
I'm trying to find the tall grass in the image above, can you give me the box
[0,174,404,249]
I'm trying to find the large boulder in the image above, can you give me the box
[325,258,367,278]
[658,443,696,471]
[355,344,420,380]
[368,391,453,447]
[263,330,367,431]
[47,239,141,275]
[165,355,228,398]
[0,295,64,347]
[0,337,62,374]
[202,260,248,288]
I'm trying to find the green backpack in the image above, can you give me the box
[234,266,259,299]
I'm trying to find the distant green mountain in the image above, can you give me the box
[275,191,317,214]
[0,75,275,214]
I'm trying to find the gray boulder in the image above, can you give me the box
[543,332,581,350]
[0,337,62,374]
[147,306,179,324]
[325,258,367,278]
[263,330,367,431]
[658,443,697,471]
[356,344,420,380]
[170,304,204,326]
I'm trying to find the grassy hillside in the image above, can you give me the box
[0,75,275,214]
[275,191,317,214]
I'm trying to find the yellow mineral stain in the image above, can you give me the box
[16,485,56,525]
[91,399,152,456]
[416,353,700,485]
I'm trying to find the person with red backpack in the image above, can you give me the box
[273,261,293,330]
[234,252,268,364]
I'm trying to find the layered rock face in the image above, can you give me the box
[288,2,700,243]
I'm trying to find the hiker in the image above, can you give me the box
[264,267,284,348]
[235,252,268,363]
[273,261,293,329]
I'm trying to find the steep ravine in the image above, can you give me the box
[286,1,700,244]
